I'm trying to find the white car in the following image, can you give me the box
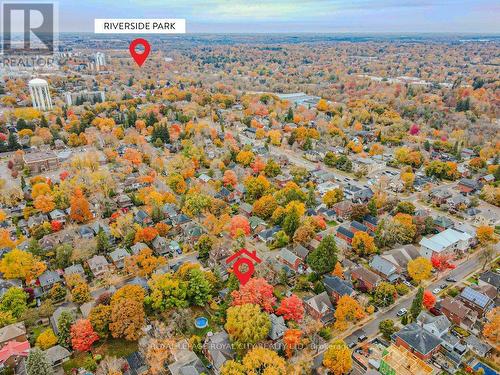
[396,308,407,317]
[432,288,441,295]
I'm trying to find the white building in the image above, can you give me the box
[94,52,106,69]
[28,78,53,111]
[419,228,472,259]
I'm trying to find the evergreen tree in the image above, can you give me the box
[20,176,26,190]
[410,287,424,320]
[306,186,316,208]
[307,235,338,274]
[57,311,74,348]
[285,107,294,122]
[40,115,48,128]
[96,229,111,253]
[283,208,300,237]
[7,132,21,151]
[424,140,431,152]
[56,117,63,126]
[27,238,43,257]
[151,124,170,144]
[146,112,157,127]
[26,348,54,375]
[367,198,377,217]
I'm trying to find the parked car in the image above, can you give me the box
[446,277,457,282]
[439,283,447,289]
[432,287,441,294]
[397,308,407,317]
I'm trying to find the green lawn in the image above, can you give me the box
[62,352,93,374]
[93,338,138,358]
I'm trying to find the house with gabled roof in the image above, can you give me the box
[336,226,354,245]
[369,255,399,282]
[276,248,305,273]
[419,228,471,259]
[0,323,26,347]
[440,297,478,329]
[351,266,381,292]
[38,270,62,293]
[323,275,354,303]
[458,286,493,317]
[268,314,286,341]
[304,291,335,323]
[151,236,168,256]
[130,242,149,255]
[87,255,109,278]
[109,248,130,269]
[416,311,451,338]
[203,331,234,374]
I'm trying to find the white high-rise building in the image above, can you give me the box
[95,52,106,69]
[28,78,53,111]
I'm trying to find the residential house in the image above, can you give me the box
[0,341,29,368]
[87,255,109,278]
[393,323,442,361]
[332,201,352,219]
[479,270,500,291]
[78,226,94,239]
[419,228,472,259]
[249,216,266,233]
[336,226,354,245]
[130,242,149,255]
[64,264,85,279]
[292,244,309,263]
[416,311,451,338]
[48,209,66,224]
[203,331,235,374]
[457,178,482,195]
[369,255,399,283]
[458,286,493,317]
[351,266,381,292]
[257,226,281,244]
[429,188,452,205]
[109,248,130,269]
[116,194,133,209]
[125,351,148,375]
[238,202,253,217]
[44,345,70,368]
[151,236,169,256]
[433,216,454,232]
[168,340,206,375]
[268,314,286,341]
[380,245,420,274]
[363,215,378,231]
[323,275,354,303]
[304,291,335,323]
[440,297,478,329]
[0,323,26,347]
[23,151,60,174]
[38,271,62,293]
[50,305,77,335]
[134,210,151,225]
[276,249,305,273]
[464,335,493,358]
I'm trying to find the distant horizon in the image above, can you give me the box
[43,0,500,34]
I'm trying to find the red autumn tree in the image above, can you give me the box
[59,171,69,180]
[51,221,63,232]
[423,290,436,310]
[431,253,456,272]
[231,278,276,313]
[230,215,251,239]
[276,294,304,322]
[251,158,265,174]
[70,188,93,223]
[70,319,99,352]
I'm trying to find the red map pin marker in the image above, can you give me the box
[129,38,150,67]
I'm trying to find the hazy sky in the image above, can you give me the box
[57,0,499,33]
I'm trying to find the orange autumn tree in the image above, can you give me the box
[134,227,159,243]
[70,188,93,223]
[124,248,166,277]
[482,307,499,347]
[283,329,302,358]
[229,215,251,238]
[34,194,55,213]
[476,225,498,246]
[423,290,436,310]
[334,295,366,331]
[222,170,238,188]
[332,262,344,279]
[276,294,304,322]
[0,229,15,249]
[71,319,99,352]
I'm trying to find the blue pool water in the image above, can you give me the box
[195,317,208,329]
[474,363,498,375]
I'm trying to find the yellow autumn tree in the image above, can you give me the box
[323,340,352,375]
[36,328,57,350]
[0,249,46,283]
[407,257,433,283]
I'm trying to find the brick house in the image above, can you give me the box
[351,266,381,292]
[336,226,354,245]
[304,292,335,323]
[323,275,354,303]
[458,286,493,318]
[23,151,60,174]
[332,201,352,219]
[393,323,441,361]
[276,248,305,273]
[440,297,478,329]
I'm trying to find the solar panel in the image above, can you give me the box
[460,287,490,308]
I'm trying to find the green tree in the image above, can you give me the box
[410,287,424,320]
[57,311,74,348]
[379,319,397,340]
[307,235,338,274]
[187,269,212,306]
[373,282,397,307]
[96,229,111,253]
[193,235,214,261]
[283,208,300,237]
[26,348,54,375]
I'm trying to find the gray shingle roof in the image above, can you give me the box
[323,275,353,297]
[394,323,442,355]
[369,255,396,277]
